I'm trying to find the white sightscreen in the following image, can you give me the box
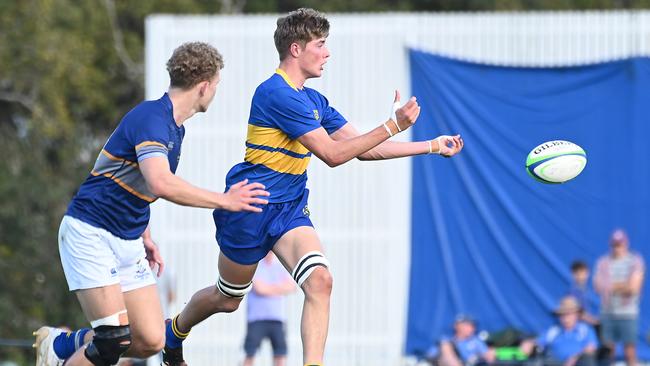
[145,11,650,366]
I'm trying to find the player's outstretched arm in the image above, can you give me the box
[330,123,463,160]
[298,92,421,167]
[140,157,269,212]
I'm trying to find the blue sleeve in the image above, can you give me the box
[266,90,321,140]
[584,325,599,348]
[128,111,170,163]
[316,92,347,135]
[476,338,489,355]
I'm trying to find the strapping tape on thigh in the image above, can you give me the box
[217,277,252,298]
[292,251,330,286]
[90,310,128,328]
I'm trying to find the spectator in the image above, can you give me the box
[520,296,598,366]
[243,252,296,366]
[425,314,494,366]
[569,260,599,326]
[593,229,645,366]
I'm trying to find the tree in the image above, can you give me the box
[0,0,222,362]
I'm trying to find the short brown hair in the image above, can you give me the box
[274,8,330,61]
[570,260,588,272]
[166,42,224,89]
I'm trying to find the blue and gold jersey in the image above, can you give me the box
[226,70,347,202]
[66,93,184,239]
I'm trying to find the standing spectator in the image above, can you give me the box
[593,229,645,366]
[243,252,295,366]
[520,296,598,366]
[425,314,494,366]
[569,260,599,326]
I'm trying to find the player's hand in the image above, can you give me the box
[435,134,464,157]
[391,90,421,132]
[143,236,164,277]
[519,339,535,356]
[223,179,270,213]
[564,355,579,366]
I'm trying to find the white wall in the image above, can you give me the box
[145,11,650,366]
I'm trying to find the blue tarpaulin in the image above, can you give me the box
[407,49,650,358]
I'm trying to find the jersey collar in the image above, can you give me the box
[275,68,300,91]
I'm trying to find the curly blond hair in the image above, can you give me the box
[274,8,329,61]
[166,42,224,89]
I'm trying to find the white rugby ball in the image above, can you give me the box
[525,140,587,184]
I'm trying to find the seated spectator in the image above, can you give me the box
[568,260,599,326]
[425,314,495,366]
[520,296,598,366]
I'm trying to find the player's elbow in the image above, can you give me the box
[327,158,347,168]
[323,152,350,167]
[319,154,341,167]
[147,182,167,198]
[145,175,172,198]
[324,159,342,168]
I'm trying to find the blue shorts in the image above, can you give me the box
[600,315,638,345]
[213,189,312,265]
[244,320,287,357]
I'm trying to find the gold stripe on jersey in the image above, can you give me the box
[135,140,166,151]
[90,171,156,202]
[245,124,311,175]
[101,149,138,168]
[245,148,311,175]
[246,125,310,155]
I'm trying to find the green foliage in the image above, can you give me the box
[0,0,648,364]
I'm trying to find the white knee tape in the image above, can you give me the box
[217,276,252,298]
[90,310,128,328]
[291,251,330,287]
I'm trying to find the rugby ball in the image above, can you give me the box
[525,140,587,184]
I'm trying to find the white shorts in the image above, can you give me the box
[58,215,155,292]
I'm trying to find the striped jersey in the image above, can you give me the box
[66,93,184,239]
[225,69,347,202]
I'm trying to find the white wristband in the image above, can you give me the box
[383,122,393,137]
[427,140,433,154]
[390,101,402,132]
[436,136,444,155]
